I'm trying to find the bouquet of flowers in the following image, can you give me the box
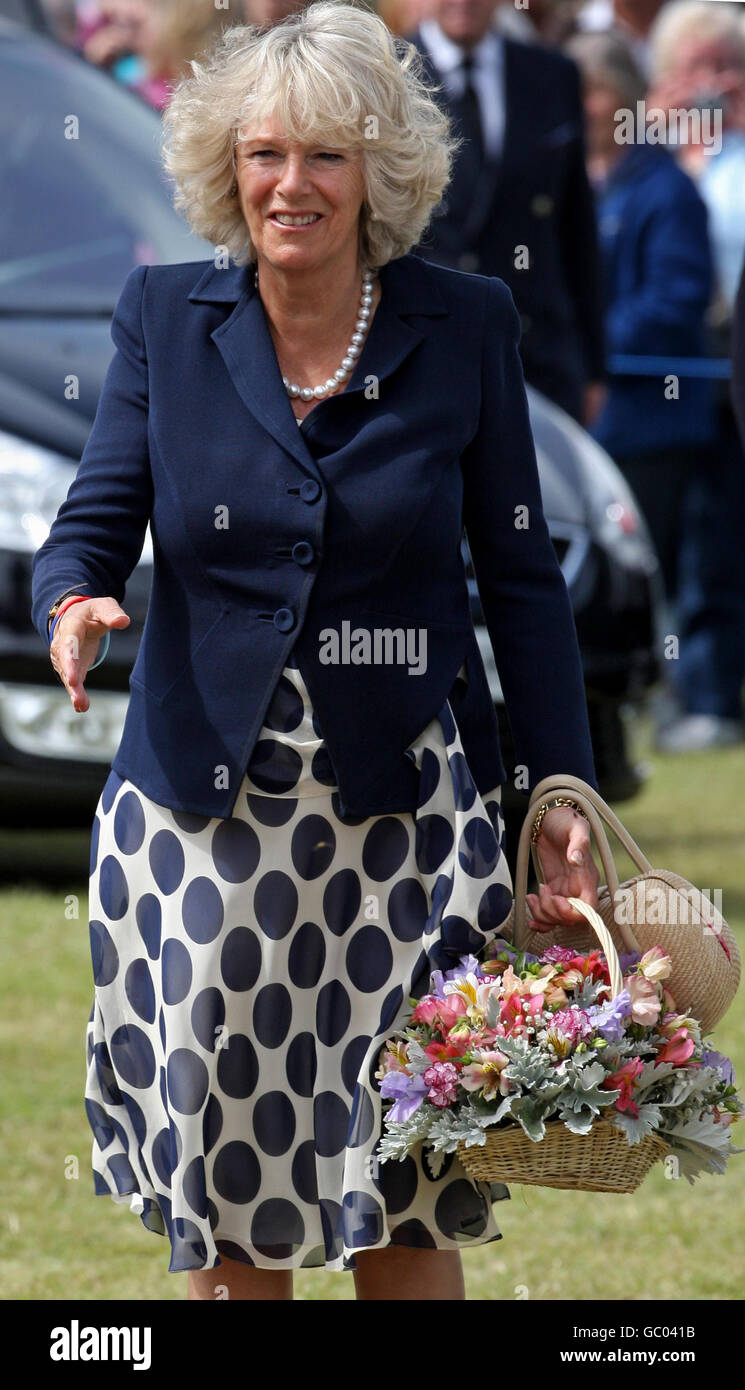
[374,917,743,1191]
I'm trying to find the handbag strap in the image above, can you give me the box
[528,774,653,876]
[513,774,645,952]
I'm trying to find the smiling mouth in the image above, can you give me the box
[268,213,324,227]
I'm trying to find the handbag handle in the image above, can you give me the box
[564,896,624,998]
[513,774,648,952]
[529,774,654,877]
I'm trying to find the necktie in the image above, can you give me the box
[452,53,485,181]
[443,53,485,228]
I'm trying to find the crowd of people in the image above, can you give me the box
[34,0,745,754]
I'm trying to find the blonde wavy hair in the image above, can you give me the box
[161,0,459,268]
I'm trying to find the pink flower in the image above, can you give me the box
[541,946,577,964]
[461,1050,510,1100]
[602,1058,645,1116]
[655,1027,695,1067]
[552,1008,595,1044]
[374,1038,409,1078]
[411,993,467,1029]
[410,996,440,1025]
[500,990,543,1035]
[422,1061,460,1107]
[625,973,662,1026]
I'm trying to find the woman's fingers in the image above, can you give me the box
[526,887,576,929]
[51,598,130,711]
[53,616,92,711]
[526,878,598,931]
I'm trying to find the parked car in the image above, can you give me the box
[0,20,663,843]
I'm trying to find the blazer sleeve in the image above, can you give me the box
[30,264,154,644]
[461,275,599,797]
[605,178,713,354]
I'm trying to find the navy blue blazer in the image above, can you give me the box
[588,145,717,459]
[30,251,598,820]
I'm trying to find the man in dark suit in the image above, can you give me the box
[405,0,607,426]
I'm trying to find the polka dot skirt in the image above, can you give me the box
[85,651,515,1273]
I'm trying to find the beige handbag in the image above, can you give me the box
[510,773,740,1035]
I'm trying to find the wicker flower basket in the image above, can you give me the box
[456,896,671,1193]
[457,1116,670,1192]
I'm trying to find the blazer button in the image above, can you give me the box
[531,193,554,217]
[292,541,314,566]
[299,479,322,503]
[273,607,296,632]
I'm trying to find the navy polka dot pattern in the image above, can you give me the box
[85,654,514,1273]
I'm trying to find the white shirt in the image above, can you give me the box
[418,17,505,162]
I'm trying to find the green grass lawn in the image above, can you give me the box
[1,712,743,1301]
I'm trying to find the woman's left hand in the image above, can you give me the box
[524,805,600,932]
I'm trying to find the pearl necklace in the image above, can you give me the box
[253,264,376,423]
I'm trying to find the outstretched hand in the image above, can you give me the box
[50,597,131,713]
[524,804,600,933]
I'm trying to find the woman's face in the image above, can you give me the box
[234,113,367,277]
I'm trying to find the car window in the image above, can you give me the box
[0,35,210,311]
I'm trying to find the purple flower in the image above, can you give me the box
[587,988,632,1042]
[447,954,481,980]
[429,970,449,1000]
[430,956,482,999]
[701,1049,735,1086]
[379,1069,428,1122]
[542,946,578,964]
[618,950,643,973]
[484,938,540,966]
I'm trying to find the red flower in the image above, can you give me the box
[602,1058,645,1117]
[423,1037,469,1062]
[566,949,611,986]
[655,1028,696,1067]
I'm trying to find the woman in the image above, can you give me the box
[31,2,600,1301]
[566,30,717,609]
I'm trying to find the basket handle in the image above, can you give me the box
[564,896,624,998]
[513,775,644,952]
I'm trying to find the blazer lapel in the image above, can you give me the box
[188,254,448,475]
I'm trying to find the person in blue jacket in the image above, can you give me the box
[31,2,600,1301]
[567,29,717,609]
